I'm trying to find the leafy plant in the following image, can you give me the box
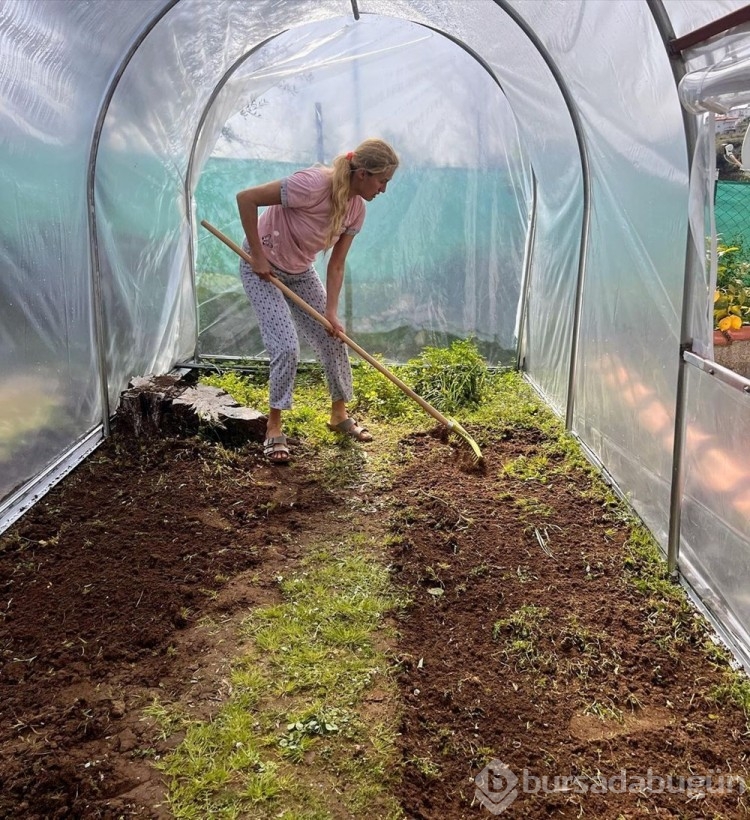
[716,238,750,289]
[351,356,413,420]
[353,337,488,419]
[279,713,341,763]
[714,284,750,331]
[713,239,750,330]
[403,338,488,414]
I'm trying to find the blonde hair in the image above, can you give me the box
[324,138,399,250]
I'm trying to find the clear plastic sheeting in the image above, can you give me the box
[95,0,350,410]
[677,17,750,665]
[192,12,531,365]
[446,0,584,416]
[510,0,690,549]
[0,0,163,509]
[686,113,718,360]
[680,368,750,664]
[662,0,749,41]
[670,0,750,77]
[2,0,750,667]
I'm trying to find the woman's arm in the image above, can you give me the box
[325,233,355,335]
[236,181,282,277]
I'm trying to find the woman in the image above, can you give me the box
[236,137,399,463]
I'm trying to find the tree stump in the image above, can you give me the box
[115,372,267,442]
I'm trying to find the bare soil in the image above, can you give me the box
[0,416,748,819]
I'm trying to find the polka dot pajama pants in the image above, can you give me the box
[240,254,353,410]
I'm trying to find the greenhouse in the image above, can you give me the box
[3,0,750,814]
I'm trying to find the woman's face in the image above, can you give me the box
[351,168,395,201]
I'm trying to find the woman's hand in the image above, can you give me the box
[251,256,275,281]
[324,308,344,338]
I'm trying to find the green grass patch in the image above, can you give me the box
[153,536,407,819]
[513,497,555,520]
[501,453,550,483]
[708,676,750,728]
[623,525,708,652]
[492,604,556,675]
[200,368,337,445]
[198,341,584,478]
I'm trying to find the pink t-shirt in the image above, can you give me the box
[258,167,366,273]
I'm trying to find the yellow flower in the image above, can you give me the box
[718,315,743,332]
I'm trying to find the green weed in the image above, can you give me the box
[514,497,555,520]
[408,755,441,779]
[141,698,189,741]
[352,338,489,418]
[558,616,621,680]
[502,454,549,483]
[403,338,488,414]
[708,677,750,729]
[493,604,549,639]
[583,699,624,722]
[352,358,414,420]
[493,604,554,673]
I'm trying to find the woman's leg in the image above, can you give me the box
[240,257,298,458]
[278,270,372,441]
[278,270,354,409]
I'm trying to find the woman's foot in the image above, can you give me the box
[327,417,373,442]
[263,434,290,464]
[264,409,288,463]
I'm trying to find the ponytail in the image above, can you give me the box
[323,138,399,250]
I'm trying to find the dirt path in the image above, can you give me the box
[0,421,748,818]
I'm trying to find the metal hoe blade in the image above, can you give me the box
[447,418,484,464]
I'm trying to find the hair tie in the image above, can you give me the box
[346,151,354,161]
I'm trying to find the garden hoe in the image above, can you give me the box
[200,220,484,465]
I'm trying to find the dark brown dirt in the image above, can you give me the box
[390,428,750,819]
[0,419,748,819]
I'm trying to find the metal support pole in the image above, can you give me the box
[516,173,537,371]
[646,0,699,574]
[491,2,592,430]
[87,0,181,432]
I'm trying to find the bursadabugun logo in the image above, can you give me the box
[474,761,747,814]
[474,759,519,814]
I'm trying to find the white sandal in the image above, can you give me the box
[327,418,373,442]
[263,434,290,464]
